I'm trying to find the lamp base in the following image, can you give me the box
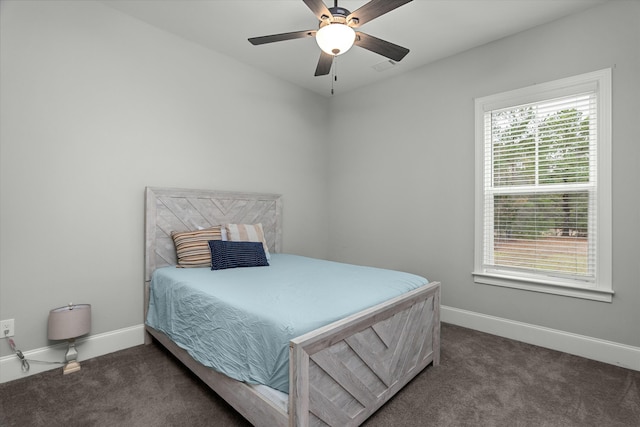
[61,338,81,375]
[63,360,81,375]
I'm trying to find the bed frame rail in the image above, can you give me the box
[146,325,289,427]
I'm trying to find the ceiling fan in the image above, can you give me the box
[248,0,412,77]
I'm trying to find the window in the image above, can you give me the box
[474,69,612,302]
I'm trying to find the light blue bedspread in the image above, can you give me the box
[146,254,428,393]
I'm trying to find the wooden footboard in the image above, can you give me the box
[290,281,440,427]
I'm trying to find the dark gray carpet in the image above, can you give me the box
[1,323,638,426]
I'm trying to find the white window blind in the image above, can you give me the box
[474,69,612,302]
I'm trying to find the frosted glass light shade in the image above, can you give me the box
[316,24,355,56]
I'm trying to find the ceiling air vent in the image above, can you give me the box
[372,60,397,72]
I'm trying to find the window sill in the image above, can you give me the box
[472,272,613,302]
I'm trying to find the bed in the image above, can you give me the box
[144,187,441,427]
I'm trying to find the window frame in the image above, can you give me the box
[473,69,612,302]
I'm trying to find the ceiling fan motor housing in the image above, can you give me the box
[328,6,350,18]
[320,6,352,26]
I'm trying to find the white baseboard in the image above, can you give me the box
[441,305,640,371]
[0,324,145,384]
[3,311,637,384]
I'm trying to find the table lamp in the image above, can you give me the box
[47,303,91,374]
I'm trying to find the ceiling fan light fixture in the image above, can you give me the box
[316,23,355,56]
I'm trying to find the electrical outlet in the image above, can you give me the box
[1,319,14,337]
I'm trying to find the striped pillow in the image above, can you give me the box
[208,240,269,270]
[224,223,271,260]
[171,227,222,268]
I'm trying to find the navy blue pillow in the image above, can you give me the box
[208,240,269,270]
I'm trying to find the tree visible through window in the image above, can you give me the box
[474,70,612,301]
[491,100,592,276]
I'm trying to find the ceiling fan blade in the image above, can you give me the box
[354,32,410,62]
[347,0,412,28]
[249,30,315,45]
[314,51,334,76]
[302,0,333,21]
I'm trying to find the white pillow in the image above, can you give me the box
[224,223,271,260]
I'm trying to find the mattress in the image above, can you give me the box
[146,254,429,393]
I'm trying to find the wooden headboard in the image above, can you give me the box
[144,187,282,282]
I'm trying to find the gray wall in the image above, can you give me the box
[0,1,330,356]
[327,0,640,347]
[1,0,638,363]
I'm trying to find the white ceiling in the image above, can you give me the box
[101,0,608,97]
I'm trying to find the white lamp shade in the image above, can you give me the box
[316,23,356,56]
[48,304,91,340]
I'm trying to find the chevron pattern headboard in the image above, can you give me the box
[144,187,282,282]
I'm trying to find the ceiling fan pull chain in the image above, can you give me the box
[331,56,336,95]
